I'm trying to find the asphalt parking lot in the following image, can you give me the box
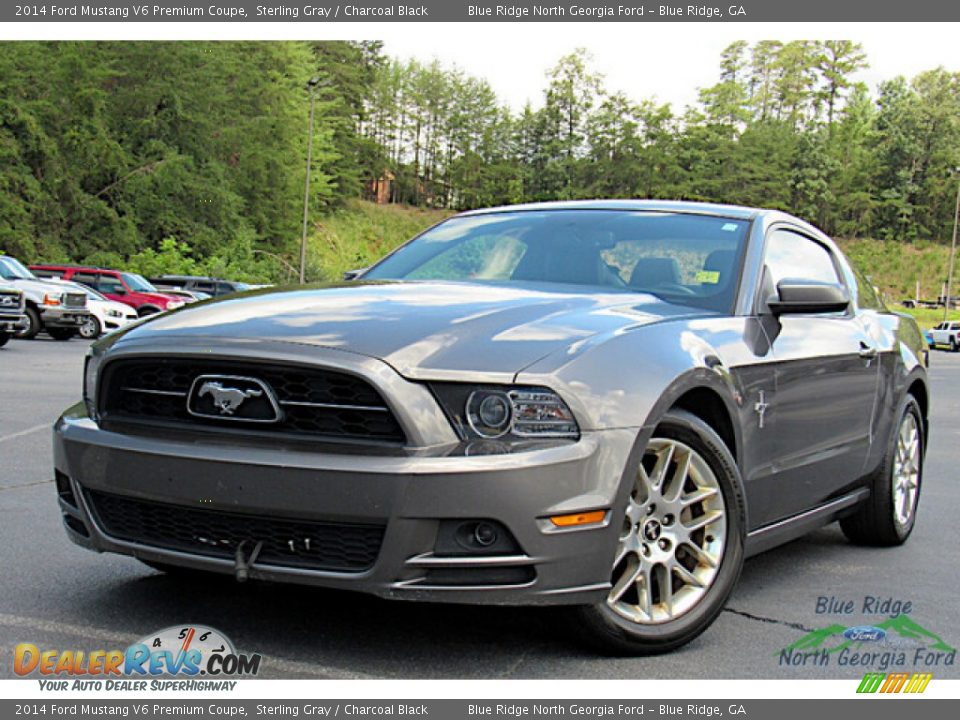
[1,337,958,680]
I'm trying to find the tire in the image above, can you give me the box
[78,315,102,339]
[16,306,42,340]
[47,327,76,341]
[0,332,9,348]
[951,338,958,353]
[841,396,923,546]
[570,409,746,655]
[138,306,160,317]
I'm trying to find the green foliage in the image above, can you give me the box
[0,41,377,280]
[1,39,958,288]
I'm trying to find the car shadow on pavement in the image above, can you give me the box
[54,524,861,678]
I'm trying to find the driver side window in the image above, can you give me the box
[764,229,840,287]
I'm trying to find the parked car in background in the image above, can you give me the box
[0,287,27,347]
[58,200,929,655]
[62,281,139,339]
[148,287,211,303]
[928,321,960,351]
[148,275,251,297]
[0,256,91,340]
[30,265,184,317]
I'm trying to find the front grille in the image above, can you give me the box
[100,358,405,443]
[0,293,22,311]
[87,490,385,572]
[63,293,87,309]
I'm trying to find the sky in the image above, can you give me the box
[377,23,960,113]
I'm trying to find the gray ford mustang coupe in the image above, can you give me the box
[54,200,928,654]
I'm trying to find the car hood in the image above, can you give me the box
[138,291,181,304]
[109,281,701,378]
[3,276,77,296]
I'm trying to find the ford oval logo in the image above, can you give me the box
[844,626,887,642]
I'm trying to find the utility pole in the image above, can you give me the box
[300,76,322,285]
[943,175,960,321]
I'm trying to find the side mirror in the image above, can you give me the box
[342,268,368,281]
[767,279,849,315]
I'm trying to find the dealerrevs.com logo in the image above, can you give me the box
[14,625,261,691]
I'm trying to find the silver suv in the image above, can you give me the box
[0,287,27,347]
[0,255,91,340]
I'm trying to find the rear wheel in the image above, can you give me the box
[841,396,923,546]
[0,332,9,348]
[47,327,76,341]
[16,306,41,340]
[951,338,958,352]
[570,410,745,655]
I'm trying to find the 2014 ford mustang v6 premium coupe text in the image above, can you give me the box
[54,200,928,654]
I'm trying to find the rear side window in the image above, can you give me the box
[853,268,885,311]
[764,229,840,287]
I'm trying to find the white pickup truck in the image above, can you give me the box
[0,255,91,340]
[929,321,960,351]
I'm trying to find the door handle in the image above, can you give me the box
[859,342,878,359]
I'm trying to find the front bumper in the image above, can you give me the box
[41,305,91,328]
[54,403,638,606]
[0,312,27,332]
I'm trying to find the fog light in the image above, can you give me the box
[474,522,498,547]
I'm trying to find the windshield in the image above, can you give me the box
[122,273,158,292]
[0,257,37,280]
[72,284,107,302]
[364,210,749,312]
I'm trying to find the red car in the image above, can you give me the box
[30,265,185,317]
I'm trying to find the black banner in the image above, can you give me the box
[1,700,958,719]
[4,0,960,23]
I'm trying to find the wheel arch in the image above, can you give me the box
[137,304,162,317]
[639,368,744,469]
[905,374,929,453]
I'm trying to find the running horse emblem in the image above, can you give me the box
[198,381,262,415]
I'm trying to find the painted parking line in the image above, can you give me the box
[0,423,49,444]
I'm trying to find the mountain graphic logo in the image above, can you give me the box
[781,615,955,654]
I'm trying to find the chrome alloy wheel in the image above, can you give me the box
[608,438,727,625]
[892,413,921,529]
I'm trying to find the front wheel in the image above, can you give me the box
[570,410,745,655]
[841,396,923,546]
[952,338,958,352]
[0,332,9,348]
[16,306,41,340]
[78,315,102,339]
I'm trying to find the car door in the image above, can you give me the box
[96,274,128,304]
[753,227,881,526]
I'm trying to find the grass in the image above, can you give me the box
[836,237,953,302]
[893,305,960,328]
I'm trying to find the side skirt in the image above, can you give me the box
[744,488,870,558]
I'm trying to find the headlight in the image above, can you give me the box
[43,293,62,306]
[107,309,122,318]
[83,350,104,420]
[167,300,184,309]
[433,384,579,441]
